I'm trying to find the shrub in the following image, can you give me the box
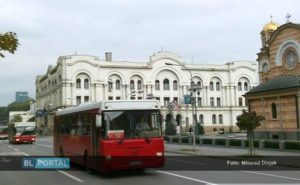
[229,139,241,147]
[245,140,259,148]
[215,139,226,145]
[163,136,169,142]
[165,122,176,135]
[172,137,179,143]
[284,141,300,150]
[203,138,212,145]
[181,137,190,143]
[264,140,279,149]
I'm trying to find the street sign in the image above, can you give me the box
[183,95,192,104]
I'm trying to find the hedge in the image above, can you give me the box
[181,137,190,143]
[172,137,179,143]
[164,136,170,142]
[203,138,212,145]
[284,141,300,150]
[229,139,242,147]
[245,140,259,148]
[215,139,226,145]
[264,140,279,149]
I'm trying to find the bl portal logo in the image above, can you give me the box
[22,157,70,169]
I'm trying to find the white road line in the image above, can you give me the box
[153,170,218,185]
[167,158,204,166]
[35,143,53,148]
[243,171,300,181]
[8,145,13,148]
[57,170,84,183]
[13,148,20,152]
[21,152,30,156]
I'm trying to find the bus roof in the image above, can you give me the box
[11,122,36,127]
[56,100,160,116]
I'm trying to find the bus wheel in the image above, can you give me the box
[60,146,64,157]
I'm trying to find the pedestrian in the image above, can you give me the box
[188,126,193,135]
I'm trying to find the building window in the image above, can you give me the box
[239,97,243,106]
[238,82,242,91]
[164,97,170,106]
[108,81,113,91]
[217,97,221,106]
[116,96,121,100]
[163,79,170,90]
[210,82,214,91]
[108,96,113,100]
[84,96,89,102]
[216,82,220,91]
[155,80,160,90]
[137,80,142,90]
[173,97,178,105]
[116,80,121,90]
[173,80,178,90]
[199,114,204,124]
[212,114,216,124]
[73,79,79,89]
[138,97,142,100]
[76,96,81,105]
[244,82,248,91]
[210,97,214,106]
[197,97,202,107]
[130,96,135,100]
[272,103,277,119]
[130,80,135,90]
[245,99,248,106]
[218,114,223,124]
[197,81,201,87]
[156,97,160,102]
[84,79,89,89]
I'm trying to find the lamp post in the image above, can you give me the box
[165,62,201,151]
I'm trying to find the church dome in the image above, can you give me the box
[262,20,280,33]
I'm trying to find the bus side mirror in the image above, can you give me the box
[96,115,102,127]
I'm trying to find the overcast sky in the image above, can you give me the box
[0,0,299,106]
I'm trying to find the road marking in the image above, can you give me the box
[153,170,218,185]
[13,148,20,152]
[35,143,53,148]
[167,158,204,166]
[8,145,13,148]
[57,170,84,183]
[243,171,300,181]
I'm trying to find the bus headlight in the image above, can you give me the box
[105,155,112,160]
[16,138,20,141]
[156,152,163,156]
[31,138,35,141]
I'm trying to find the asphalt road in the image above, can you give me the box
[1,137,300,185]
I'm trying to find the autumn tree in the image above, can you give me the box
[0,32,19,58]
[236,110,265,156]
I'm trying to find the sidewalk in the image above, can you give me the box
[165,143,300,156]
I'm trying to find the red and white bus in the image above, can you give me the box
[54,100,164,171]
[8,122,36,144]
[0,125,8,140]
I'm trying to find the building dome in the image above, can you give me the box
[262,20,280,33]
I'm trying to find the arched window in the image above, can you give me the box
[197,81,201,87]
[163,79,170,90]
[155,80,160,90]
[84,79,89,89]
[216,82,220,91]
[76,79,81,88]
[272,103,277,119]
[238,82,242,91]
[210,82,214,91]
[218,114,223,124]
[108,81,113,91]
[199,114,204,124]
[244,82,248,91]
[173,80,178,90]
[137,80,142,90]
[130,80,135,90]
[116,80,120,90]
[212,114,216,124]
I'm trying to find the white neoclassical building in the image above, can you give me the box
[35,51,258,135]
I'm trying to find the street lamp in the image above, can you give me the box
[127,89,144,99]
[165,62,201,151]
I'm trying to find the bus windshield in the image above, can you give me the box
[15,126,35,136]
[103,110,161,139]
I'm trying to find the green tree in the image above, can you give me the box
[236,110,265,156]
[165,121,176,135]
[11,114,22,122]
[0,32,19,58]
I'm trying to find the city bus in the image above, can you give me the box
[8,122,36,144]
[53,100,164,171]
[0,125,8,139]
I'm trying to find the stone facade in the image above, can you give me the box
[35,51,257,135]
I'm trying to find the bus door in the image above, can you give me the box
[90,114,99,163]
